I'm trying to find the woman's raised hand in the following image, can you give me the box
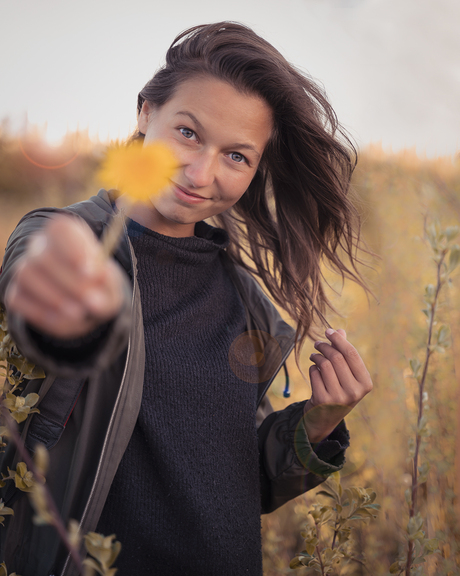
[303,328,373,444]
[5,215,126,340]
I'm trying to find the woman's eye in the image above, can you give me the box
[229,152,246,163]
[179,127,195,139]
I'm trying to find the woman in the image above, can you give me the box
[0,22,372,576]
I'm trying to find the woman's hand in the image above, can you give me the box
[5,215,125,340]
[303,328,372,444]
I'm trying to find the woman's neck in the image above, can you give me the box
[118,198,195,238]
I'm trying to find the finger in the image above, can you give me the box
[5,280,95,338]
[9,235,123,337]
[324,328,371,386]
[8,264,84,325]
[39,215,102,277]
[12,257,86,314]
[310,352,349,399]
[308,364,331,405]
[84,260,125,318]
[27,228,103,290]
[336,328,347,339]
[312,342,355,385]
[24,221,118,315]
[26,221,105,304]
[5,281,59,333]
[14,257,121,326]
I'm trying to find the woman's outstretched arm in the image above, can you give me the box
[1,212,132,376]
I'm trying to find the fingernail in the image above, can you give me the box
[314,341,324,348]
[325,328,335,336]
[29,234,47,257]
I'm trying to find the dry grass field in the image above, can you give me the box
[1,130,459,574]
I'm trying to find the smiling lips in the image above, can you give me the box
[172,183,210,204]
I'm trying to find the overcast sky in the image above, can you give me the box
[1,0,459,157]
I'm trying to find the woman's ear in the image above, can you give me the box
[138,101,153,134]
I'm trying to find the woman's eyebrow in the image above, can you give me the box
[175,111,205,132]
[175,110,261,160]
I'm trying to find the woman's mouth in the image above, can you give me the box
[173,183,209,204]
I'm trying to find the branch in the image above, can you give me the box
[0,406,85,575]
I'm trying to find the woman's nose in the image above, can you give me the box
[183,151,216,189]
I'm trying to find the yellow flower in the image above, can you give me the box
[98,140,178,203]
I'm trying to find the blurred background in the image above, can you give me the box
[1,0,460,573]
[1,0,459,155]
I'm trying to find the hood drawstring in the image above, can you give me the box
[283,363,290,398]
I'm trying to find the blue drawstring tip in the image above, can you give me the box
[283,363,290,397]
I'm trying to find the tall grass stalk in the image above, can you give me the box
[395,221,460,575]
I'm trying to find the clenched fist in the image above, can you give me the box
[5,215,126,340]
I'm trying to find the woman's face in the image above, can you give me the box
[134,76,273,237]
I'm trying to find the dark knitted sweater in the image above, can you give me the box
[96,219,263,575]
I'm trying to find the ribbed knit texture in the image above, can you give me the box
[96,219,262,575]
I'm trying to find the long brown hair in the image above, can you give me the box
[134,22,368,356]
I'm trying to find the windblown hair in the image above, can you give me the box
[134,22,368,356]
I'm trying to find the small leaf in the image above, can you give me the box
[0,500,14,526]
[13,462,36,493]
[445,226,459,241]
[389,561,404,574]
[23,365,46,380]
[30,483,54,526]
[437,324,449,343]
[410,358,421,378]
[316,490,336,500]
[418,462,430,477]
[424,284,435,301]
[84,532,121,571]
[24,393,39,408]
[424,538,440,553]
[34,444,49,477]
[68,519,81,549]
[448,245,460,272]
[289,557,301,569]
[83,557,104,576]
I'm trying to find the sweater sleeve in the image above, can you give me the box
[0,209,132,378]
[257,400,350,514]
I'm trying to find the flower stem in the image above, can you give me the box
[101,210,127,259]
